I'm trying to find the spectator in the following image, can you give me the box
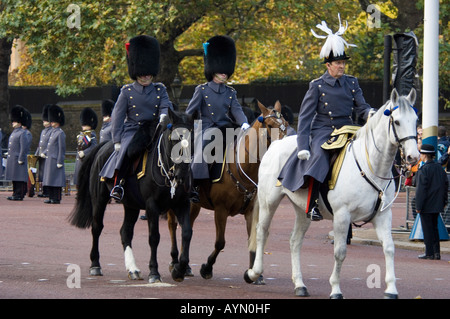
[414,143,448,260]
[437,126,450,170]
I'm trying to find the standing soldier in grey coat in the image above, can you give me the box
[6,105,31,201]
[278,15,373,221]
[100,35,172,201]
[99,99,114,143]
[74,107,98,186]
[185,35,249,201]
[35,104,52,197]
[22,107,34,197]
[43,104,66,204]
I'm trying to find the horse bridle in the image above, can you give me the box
[351,104,417,226]
[155,123,193,198]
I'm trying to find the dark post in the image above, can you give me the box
[383,35,392,103]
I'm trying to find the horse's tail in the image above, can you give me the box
[248,194,259,253]
[68,142,106,229]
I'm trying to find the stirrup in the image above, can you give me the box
[306,206,323,221]
[110,185,124,201]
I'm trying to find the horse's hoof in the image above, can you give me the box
[171,264,185,282]
[89,267,103,276]
[384,293,398,299]
[253,275,266,285]
[200,264,213,279]
[330,293,344,299]
[243,270,254,284]
[295,287,310,297]
[148,274,162,284]
[185,266,194,277]
[128,270,143,280]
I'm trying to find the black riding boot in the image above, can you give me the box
[306,178,323,221]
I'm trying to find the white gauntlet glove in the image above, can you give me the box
[114,142,121,152]
[241,123,250,131]
[57,164,63,168]
[78,151,85,159]
[297,150,310,160]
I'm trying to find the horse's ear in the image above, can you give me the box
[257,100,268,113]
[406,88,417,106]
[274,100,282,112]
[390,88,399,105]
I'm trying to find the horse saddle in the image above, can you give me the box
[322,125,361,190]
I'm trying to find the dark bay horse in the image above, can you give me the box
[69,109,195,283]
[168,101,289,282]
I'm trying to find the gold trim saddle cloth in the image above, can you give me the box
[321,125,361,190]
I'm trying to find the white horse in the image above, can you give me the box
[244,88,419,299]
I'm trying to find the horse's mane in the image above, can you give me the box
[354,100,391,140]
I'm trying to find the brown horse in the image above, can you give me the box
[168,101,289,282]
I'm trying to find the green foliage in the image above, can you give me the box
[0,0,448,96]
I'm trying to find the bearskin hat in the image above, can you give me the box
[42,104,51,122]
[23,108,32,129]
[101,99,115,117]
[126,35,160,80]
[10,105,27,125]
[203,35,236,82]
[48,104,65,126]
[80,107,98,130]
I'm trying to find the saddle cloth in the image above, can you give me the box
[322,125,361,189]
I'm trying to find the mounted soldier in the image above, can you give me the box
[99,35,173,201]
[185,35,249,201]
[278,14,374,221]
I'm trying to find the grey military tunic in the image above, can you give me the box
[100,81,172,179]
[5,127,30,182]
[43,127,66,187]
[74,130,97,185]
[279,72,371,191]
[185,81,248,179]
[99,121,112,143]
[35,126,53,181]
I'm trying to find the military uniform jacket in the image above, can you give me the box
[279,72,371,191]
[186,81,248,129]
[415,160,448,214]
[100,81,172,179]
[43,127,66,187]
[99,121,112,143]
[35,126,53,181]
[74,130,97,185]
[186,81,248,179]
[5,127,30,182]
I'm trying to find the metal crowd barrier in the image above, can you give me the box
[406,185,450,230]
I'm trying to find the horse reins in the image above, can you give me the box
[350,105,417,226]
